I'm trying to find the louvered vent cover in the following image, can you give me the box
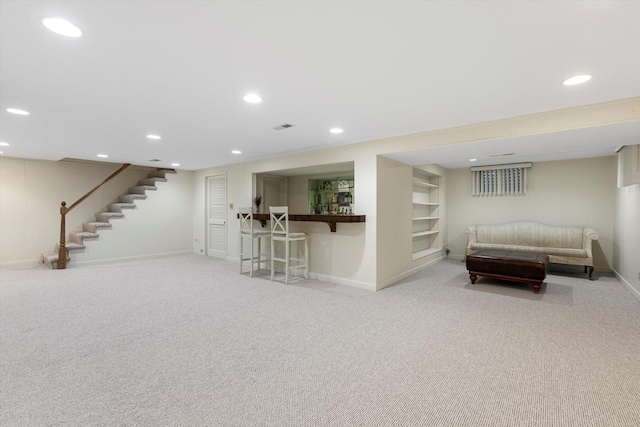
[148,159,161,162]
[272,124,294,131]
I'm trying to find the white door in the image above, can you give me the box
[206,173,227,258]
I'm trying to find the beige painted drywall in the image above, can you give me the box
[376,156,413,289]
[0,158,193,267]
[375,159,449,290]
[193,148,379,290]
[614,175,640,298]
[446,157,616,271]
[192,99,638,289]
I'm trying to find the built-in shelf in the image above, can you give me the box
[412,169,442,261]
[412,230,439,238]
[411,247,441,261]
[308,176,354,215]
[412,179,439,188]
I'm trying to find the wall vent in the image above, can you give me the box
[148,159,161,162]
[489,153,516,157]
[272,123,294,131]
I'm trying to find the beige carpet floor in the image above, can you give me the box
[1,255,639,426]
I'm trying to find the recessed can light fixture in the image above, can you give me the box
[243,93,262,103]
[6,108,30,115]
[42,17,82,37]
[231,150,242,154]
[330,128,344,134]
[0,142,9,146]
[469,158,477,162]
[146,134,161,140]
[97,154,109,158]
[171,163,180,167]
[563,75,592,86]
[0,151,4,155]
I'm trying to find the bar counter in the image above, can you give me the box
[244,213,366,232]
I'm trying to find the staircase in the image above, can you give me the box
[42,169,175,269]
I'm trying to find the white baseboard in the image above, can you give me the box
[227,256,376,290]
[377,256,445,291]
[308,271,376,291]
[0,258,44,269]
[449,253,466,261]
[73,251,193,267]
[612,268,640,302]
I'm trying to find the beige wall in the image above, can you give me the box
[2,100,638,287]
[193,147,379,290]
[446,157,616,271]
[192,99,638,290]
[614,176,640,299]
[376,159,449,290]
[0,158,194,267]
[376,156,413,289]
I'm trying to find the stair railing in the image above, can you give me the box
[57,163,131,269]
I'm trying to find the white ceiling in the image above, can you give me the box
[1,1,639,171]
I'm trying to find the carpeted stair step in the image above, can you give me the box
[57,242,85,251]
[108,202,136,213]
[95,212,125,222]
[46,169,174,269]
[147,169,176,179]
[42,251,70,269]
[129,185,157,194]
[83,222,112,233]
[119,194,147,203]
[70,231,99,244]
[138,177,167,186]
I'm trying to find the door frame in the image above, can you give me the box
[205,172,227,258]
[255,173,288,209]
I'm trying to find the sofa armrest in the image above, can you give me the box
[583,227,599,259]
[464,226,477,250]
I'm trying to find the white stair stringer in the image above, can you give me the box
[41,169,175,268]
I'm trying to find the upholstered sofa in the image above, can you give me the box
[464,222,598,279]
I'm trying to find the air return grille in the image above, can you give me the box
[272,124,294,131]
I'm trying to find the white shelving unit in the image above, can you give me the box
[412,169,441,260]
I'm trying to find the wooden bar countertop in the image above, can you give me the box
[239,213,366,232]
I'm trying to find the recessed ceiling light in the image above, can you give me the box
[6,108,29,115]
[0,151,4,155]
[42,17,82,37]
[469,158,477,162]
[146,134,161,140]
[97,154,108,158]
[330,128,344,134]
[563,75,592,86]
[0,142,9,146]
[243,93,262,103]
[171,163,180,167]
[231,150,242,154]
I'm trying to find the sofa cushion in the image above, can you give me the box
[469,243,587,259]
[475,222,584,249]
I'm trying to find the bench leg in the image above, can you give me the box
[470,273,477,284]
[587,266,594,280]
[532,283,542,294]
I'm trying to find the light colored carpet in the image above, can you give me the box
[1,255,639,426]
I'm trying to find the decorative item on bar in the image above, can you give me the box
[253,195,262,213]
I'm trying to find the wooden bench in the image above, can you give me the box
[466,250,549,293]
